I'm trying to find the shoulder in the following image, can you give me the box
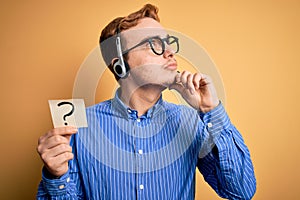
[86,99,112,113]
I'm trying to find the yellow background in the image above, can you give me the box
[0,0,299,199]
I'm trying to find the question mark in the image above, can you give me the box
[57,101,75,126]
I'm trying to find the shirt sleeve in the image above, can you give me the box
[36,136,85,200]
[197,103,257,200]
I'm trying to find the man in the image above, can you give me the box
[37,4,256,199]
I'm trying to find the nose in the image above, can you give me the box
[163,45,175,58]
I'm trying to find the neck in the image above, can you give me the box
[119,84,164,117]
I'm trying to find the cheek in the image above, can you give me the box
[127,53,149,68]
[127,51,163,69]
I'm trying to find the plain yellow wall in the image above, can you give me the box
[0,0,299,199]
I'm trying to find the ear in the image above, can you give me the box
[110,58,119,66]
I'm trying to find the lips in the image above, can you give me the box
[164,62,177,70]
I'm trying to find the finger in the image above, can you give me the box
[199,74,212,87]
[44,143,73,158]
[39,126,77,144]
[180,71,192,88]
[41,144,73,166]
[175,71,181,83]
[53,152,74,166]
[186,73,196,94]
[37,127,77,154]
[41,134,72,150]
[193,73,202,89]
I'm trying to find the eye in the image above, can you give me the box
[150,38,163,50]
[150,38,161,47]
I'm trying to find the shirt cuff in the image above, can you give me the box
[42,167,71,196]
[199,102,231,142]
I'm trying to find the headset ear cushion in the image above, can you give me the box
[113,59,129,79]
[113,59,123,76]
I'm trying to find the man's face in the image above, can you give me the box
[121,18,178,88]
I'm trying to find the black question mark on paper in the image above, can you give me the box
[57,101,75,126]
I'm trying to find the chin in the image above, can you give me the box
[162,72,177,86]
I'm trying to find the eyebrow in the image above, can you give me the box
[141,34,169,41]
[139,35,161,42]
[123,35,160,53]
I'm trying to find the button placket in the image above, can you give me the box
[135,123,145,197]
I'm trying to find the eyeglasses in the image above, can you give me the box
[123,35,179,56]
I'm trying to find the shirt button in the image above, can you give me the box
[138,149,143,155]
[139,184,144,190]
[136,118,141,122]
[207,122,213,128]
[66,177,70,183]
[127,109,132,113]
[59,184,65,189]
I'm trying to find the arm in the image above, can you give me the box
[197,103,256,199]
[170,71,256,199]
[36,127,85,199]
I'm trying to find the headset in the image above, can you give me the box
[113,34,129,79]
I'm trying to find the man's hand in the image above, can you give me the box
[37,126,78,178]
[169,71,219,113]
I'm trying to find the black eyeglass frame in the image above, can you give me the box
[122,35,179,56]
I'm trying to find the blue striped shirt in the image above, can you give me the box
[37,90,256,199]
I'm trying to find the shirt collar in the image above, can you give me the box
[111,88,165,120]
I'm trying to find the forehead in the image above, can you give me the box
[121,18,167,45]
